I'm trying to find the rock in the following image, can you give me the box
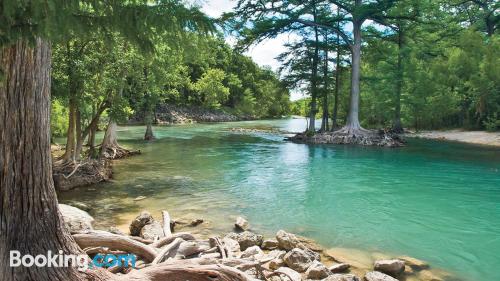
[275,267,302,281]
[329,263,350,273]
[276,230,301,250]
[59,204,94,233]
[323,274,360,281]
[373,259,405,276]
[129,211,154,236]
[108,226,125,235]
[398,256,429,270]
[225,231,263,251]
[296,235,324,252]
[140,220,165,240]
[262,239,279,250]
[418,270,443,281]
[235,216,249,231]
[268,258,285,270]
[305,260,331,279]
[283,248,314,272]
[222,237,241,256]
[241,245,264,259]
[189,218,204,227]
[65,201,91,211]
[133,196,146,201]
[364,271,398,281]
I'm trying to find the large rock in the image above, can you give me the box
[235,216,249,231]
[329,263,350,273]
[129,211,154,236]
[398,256,429,270]
[276,230,301,250]
[140,220,165,240]
[324,274,360,281]
[225,231,263,251]
[275,267,302,281]
[364,271,398,281]
[373,259,405,276]
[283,248,314,272]
[241,245,264,259]
[59,204,94,233]
[262,239,279,250]
[305,260,331,279]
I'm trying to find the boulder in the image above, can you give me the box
[329,263,350,273]
[140,220,165,240]
[262,239,279,250]
[305,260,331,279]
[59,204,94,233]
[276,230,301,250]
[418,270,443,281]
[189,218,204,227]
[398,256,429,270]
[268,258,285,270]
[275,267,302,281]
[225,231,263,251]
[373,259,405,276]
[241,245,264,259]
[235,216,249,231]
[364,271,398,281]
[283,248,314,272]
[323,274,360,281]
[129,211,154,236]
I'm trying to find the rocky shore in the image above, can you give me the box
[60,203,453,281]
[129,104,252,125]
[288,129,405,147]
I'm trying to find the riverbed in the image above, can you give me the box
[59,119,500,281]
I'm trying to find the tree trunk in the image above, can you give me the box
[321,32,329,132]
[331,14,341,131]
[392,26,404,133]
[308,2,320,133]
[344,19,363,132]
[0,38,107,281]
[144,122,155,141]
[62,97,77,162]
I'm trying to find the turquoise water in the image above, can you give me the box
[59,119,500,280]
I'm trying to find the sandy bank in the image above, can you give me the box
[406,130,500,147]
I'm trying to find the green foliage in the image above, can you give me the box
[50,99,68,137]
[194,69,230,109]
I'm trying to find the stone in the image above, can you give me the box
[373,259,405,276]
[305,261,331,279]
[418,270,443,281]
[129,211,154,236]
[283,248,314,272]
[140,220,165,240]
[323,274,360,281]
[276,267,302,281]
[225,231,263,251]
[364,271,398,281]
[235,216,249,231]
[133,196,146,201]
[329,263,350,273]
[269,258,285,270]
[189,218,204,227]
[398,256,429,270]
[276,230,301,250]
[241,245,264,259]
[221,237,241,257]
[262,239,279,250]
[59,204,94,233]
[66,201,91,211]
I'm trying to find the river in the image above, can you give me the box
[59,119,500,281]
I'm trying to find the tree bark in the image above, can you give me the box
[321,34,329,132]
[308,1,320,133]
[344,18,363,132]
[392,26,404,133]
[331,13,341,131]
[0,38,107,281]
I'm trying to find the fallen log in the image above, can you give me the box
[151,232,195,248]
[151,238,184,264]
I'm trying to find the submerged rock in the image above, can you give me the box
[364,271,398,281]
[329,263,350,273]
[373,259,405,276]
[398,255,429,270]
[305,260,331,279]
[59,204,94,233]
[129,211,154,236]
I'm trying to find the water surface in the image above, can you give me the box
[59,119,500,281]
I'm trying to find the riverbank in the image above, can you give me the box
[60,203,453,281]
[406,130,500,147]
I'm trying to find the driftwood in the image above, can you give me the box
[73,231,157,262]
[161,210,172,237]
[176,240,210,258]
[151,238,183,264]
[151,232,195,248]
[129,236,154,244]
[124,262,254,281]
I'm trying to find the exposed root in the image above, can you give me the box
[288,125,405,147]
[100,145,140,160]
[53,159,112,191]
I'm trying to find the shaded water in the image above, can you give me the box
[59,119,500,281]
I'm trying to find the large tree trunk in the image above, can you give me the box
[308,2,320,133]
[0,38,107,281]
[343,19,363,133]
[392,27,404,133]
[321,32,329,132]
[62,97,77,162]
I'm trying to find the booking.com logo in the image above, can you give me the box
[10,250,136,271]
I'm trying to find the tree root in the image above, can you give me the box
[100,144,140,160]
[53,159,112,191]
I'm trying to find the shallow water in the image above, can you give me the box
[59,119,500,281]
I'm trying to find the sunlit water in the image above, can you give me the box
[59,119,500,281]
